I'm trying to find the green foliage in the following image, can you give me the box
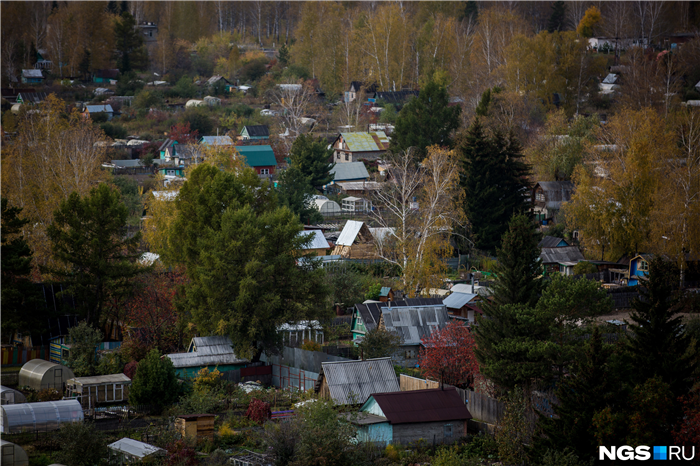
[133,89,163,109]
[573,261,598,275]
[112,175,143,221]
[496,388,531,466]
[282,64,310,81]
[53,421,108,466]
[90,112,109,124]
[390,79,461,157]
[172,76,199,99]
[547,1,567,33]
[96,351,123,375]
[181,108,214,135]
[230,102,254,118]
[364,282,382,301]
[263,418,301,466]
[276,167,323,225]
[239,58,268,83]
[1,198,43,343]
[463,0,478,22]
[100,122,127,139]
[66,321,103,377]
[114,11,147,72]
[462,433,498,459]
[173,388,224,416]
[328,264,371,308]
[44,184,149,326]
[129,348,179,412]
[538,448,589,466]
[475,88,492,117]
[115,70,144,96]
[293,399,358,466]
[358,327,403,359]
[459,120,532,253]
[277,44,290,66]
[378,104,398,124]
[289,133,335,188]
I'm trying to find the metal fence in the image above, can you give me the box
[271,364,319,392]
[1,347,49,366]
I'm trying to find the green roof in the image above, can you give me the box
[236,145,277,167]
[379,287,392,297]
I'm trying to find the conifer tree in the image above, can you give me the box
[288,134,334,189]
[114,11,147,72]
[547,1,567,33]
[277,166,323,225]
[463,0,479,23]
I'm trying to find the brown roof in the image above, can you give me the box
[368,387,472,424]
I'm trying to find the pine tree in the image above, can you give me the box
[463,0,479,23]
[289,134,335,189]
[114,11,147,72]
[547,1,567,33]
[278,44,290,66]
[277,166,323,225]
[628,258,695,403]
[459,120,531,253]
[128,349,178,413]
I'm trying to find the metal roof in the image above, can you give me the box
[336,181,383,191]
[365,388,472,424]
[336,220,365,246]
[189,336,234,355]
[533,181,574,210]
[67,374,131,386]
[111,159,142,167]
[279,320,322,332]
[299,230,330,250]
[108,438,164,459]
[343,412,388,425]
[538,236,569,248]
[329,162,369,182]
[379,287,391,297]
[22,69,43,78]
[201,136,233,146]
[380,305,449,345]
[85,104,114,113]
[339,132,389,152]
[166,352,247,368]
[236,145,277,167]
[321,358,399,405]
[539,246,585,264]
[602,73,618,84]
[355,299,446,336]
[242,125,270,138]
[449,284,473,294]
[443,292,477,310]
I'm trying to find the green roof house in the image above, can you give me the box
[236,145,277,176]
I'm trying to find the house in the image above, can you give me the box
[538,236,569,248]
[443,291,480,322]
[539,246,585,275]
[236,145,277,176]
[201,135,234,147]
[205,75,235,92]
[371,90,419,106]
[279,321,324,347]
[352,387,471,446]
[108,438,165,464]
[344,81,377,103]
[159,139,178,159]
[378,287,393,302]
[138,21,158,44]
[65,373,131,408]
[328,162,370,185]
[15,91,47,105]
[93,69,119,84]
[166,336,249,378]
[158,165,186,178]
[240,125,270,140]
[532,181,575,225]
[628,254,653,286]
[299,230,330,256]
[331,132,390,163]
[83,104,114,121]
[21,69,44,84]
[316,357,399,405]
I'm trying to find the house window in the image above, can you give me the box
[345,153,349,161]
[444,424,453,437]
[337,153,341,160]
[536,192,545,202]
[260,168,270,175]
[640,260,649,271]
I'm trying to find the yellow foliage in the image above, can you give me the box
[218,424,237,438]
[384,444,400,462]
[193,367,223,393]
[577,6,602,38]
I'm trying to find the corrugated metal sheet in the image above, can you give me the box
[450,284,473,294]
[341,132,389,152]
[67,374,131,386]
[443,293,477,310]
[167,352,246,368]
[539,246,585,264]
[190,336,233,354]
[329,162,370,182]
[369,388,472,424]
[299,230,330,250]
[534,181,574,210]
[322,358,399,405]
[108,438,164,459]
[602,73,618,84]
[538,236,568,248]
[85,104,113,113]
[381,305,448,345]
[201,136,233,146]
[336,220,364,246]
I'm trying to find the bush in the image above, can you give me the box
[90,112,109,124]
[134,89,163,109]
[116,71,144,96]
[181,108,214,135]
[246,398,271,424]
[97,351,123,375]
[129,349,179,413]
[172,76,198,99]
[100,122,127,139]
[573,261,598,275]
[193,367,223,393]
[124,360,138,379]
[67,322,103,377]
[239,58,268,83]
[53,421,108,466]
[300,339,321,352]
[37,388,61,401]
[229,103,254,118]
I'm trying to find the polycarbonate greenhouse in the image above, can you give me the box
[0,400,83,433]
[0,386,27,405]
[18,359,74,391]
[1,440,29,466]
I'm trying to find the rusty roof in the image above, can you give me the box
[366,387,472,424]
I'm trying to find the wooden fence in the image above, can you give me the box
[1,346,49,366]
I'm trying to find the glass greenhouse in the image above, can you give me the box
[17,359,74,391]
[0,386,27,405]
[0,400,83,433]
[1,440,29,466]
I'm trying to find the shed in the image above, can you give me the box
[108,438,165,464]
[379,302,450,361]
[236,145,277,175]
[299,230,330,256]
[378,287,394,302]
[332,220,376,258]
[0,400,83,433]
[1,440,29,466]
[18,359,75,391]
[93,69,119,83]
[175,414,215,441]
[21,69,44,84]
[316,358,399,405]
[240,125,270,140]
[353,388,471,446]
[313,198,341,216]
[65,373,131,408]
[167,336,249,378]
[83,104,114,121]
[443,292,479,322]
[0,386,27,405]
[328,162,370,183]
[540,246,585,275]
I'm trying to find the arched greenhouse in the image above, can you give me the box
[18,359,74,391]
[1,400,83,434]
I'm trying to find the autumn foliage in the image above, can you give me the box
[418,321,479,388]
[673,383,700,447]
[246,398,271,424]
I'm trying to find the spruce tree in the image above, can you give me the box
[547,1,567,33]
[277,166,323,225]
[289,134,335,189]
[114,11,147,72]
[463,0,479,23]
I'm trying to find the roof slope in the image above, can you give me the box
[321,357,399,405]
[534,181,575,210]
[236,145,277,167]
[540,246,585,264]
[336,220,369,246]
[538,236,569,248]
[242,125,270,137]
[380,304,449,345]
[329,162,370,182]
[443,292,477,310]
[340,132,390,152]
[85,104,114,113]
[201,136,233,146]
[299,230,330,250]
[368,387,472,424]
[108,438,164,459]
[189,336,234,355]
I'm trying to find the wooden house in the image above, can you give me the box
[83,104,114,121]
[538,236,569,248]
[299,230,330,256]
[175,414,215,441]
[21,69,44,84]
[240,125,270,141]
[443,289,481,323]
[532,181,574,225]
[236,145,277,176]
[344,81,377,103]
[166,336,249,379]
[378,287,393,302]
[351,387,471,446]
[628,254,653,286]
[331,132,389,163]
[539,246,585,276]
[316,358,399,405]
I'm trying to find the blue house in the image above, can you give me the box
[158,165,185,177]
[166,336,249,379]
[158,139,178,160]
[21,69,44,84]
[351,388,471,446]
[628,254,653,286]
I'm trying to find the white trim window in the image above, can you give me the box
[260,168,270,175]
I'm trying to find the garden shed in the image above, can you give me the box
[0,400,83,433]
[0,386,26,405]
[18,359,74,391]
[1,440,29,466]
[175,414,215,441]
[108,438,164,464]
[65,373,131,408]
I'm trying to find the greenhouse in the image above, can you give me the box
[0,400,83,434]
[18,359,74,391]
[0,386,26,405]
[313,198,341,216]
[1,440,29,466]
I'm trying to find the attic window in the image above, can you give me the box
[640,260,649,271]
[536,193,545,202]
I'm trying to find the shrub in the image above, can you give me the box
[90,112,109,124]
[129,349,178,413]
[53,421,108,466]
[124,360,138,379]
[37,388,61,401]
[246,398,271,424]
[300,339,321,352]
[193,367,223,393]
[100,122,127,139]
[573,261,598,275]
[180,108,213,135]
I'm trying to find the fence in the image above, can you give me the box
[271,364,319,391]
[1,346,49,366]
[261,346,351,374]
[399,374,439,391]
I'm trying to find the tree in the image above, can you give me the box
[54,421,108,466]
[628,259,695,404]
[358,327,403,360]
[44,184,149,327]
[292,399,359,466]
[371,147,463,295]
[418,321,478,388]
[572,261,598,275]
[277,43,290,66]
[288,133,334,189]
[390,79,461,157]
[169,121,199,144]
[180,108,213,136]
[576,6,601,38]
[276,166,323,225]
[272,80,315,140]
[496,388,531,466]
[1,198,43,342]
[114,11,147,72]
[66,321,103,377]
[129,348,179,413]
[463,1,479,23]
[459,120,531,254]
[547,1,567,32]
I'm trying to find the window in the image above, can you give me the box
[345,153,349,161]
[536,192,545,202]
[444,424,453,437]
[337,153,341,160]
[260,168,270,175]
[640,260,649,271]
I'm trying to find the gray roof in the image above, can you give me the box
[166,352,247,368]
[534,181,574,210]
[329,162,369,182]
[443,292,477,310]
[450,284,473,294]
[111,159,142,167]
[85,104,114,113]
[602,73,618,84]
[189,336,234,355]
[538,236,569,248]
[201,136,233,146]
[355,299,445,336]
[539,246,585,264]
[22,69,43,78]
[108,438,164,459]
[381,304,449,345]
[67,374,131,386]
[299,230,330,250]
[320,358,399,405]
